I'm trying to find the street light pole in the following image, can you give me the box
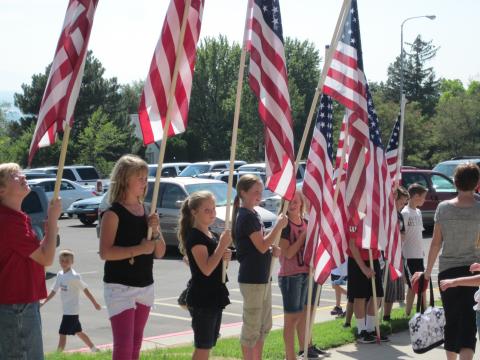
[398,14,435,168]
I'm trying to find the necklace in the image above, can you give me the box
[121,202,144,217]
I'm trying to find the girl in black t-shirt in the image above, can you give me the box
[178,191,232,359]
[99,155,166,360]
[231,174,287,359]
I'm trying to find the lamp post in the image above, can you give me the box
[400,15,436,99]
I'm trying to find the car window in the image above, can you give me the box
[401,172,429,189]
[76,167,99,180]
[211,164,227,171]
[161,167,176,177]
[40,181,55,193]
[145,182,165,205]
[161,184,186,208]
[432,164,457,179]
[179,164,211,177]
[185,183,235,206]
[431,174,456,193]
[62,169,76,181]
[21,191,43,214]
[60,181,75,190]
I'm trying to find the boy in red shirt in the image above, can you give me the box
[0,163,62,359]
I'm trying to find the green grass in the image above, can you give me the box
[46,308,411,360]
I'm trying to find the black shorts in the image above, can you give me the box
[439,266,478,353]
[59,315,82,335]
[404,258,424,289]
[189,307,222,349]
[347,257,383,300]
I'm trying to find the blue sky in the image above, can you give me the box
[1,0,478,95]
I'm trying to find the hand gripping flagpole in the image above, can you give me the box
[148,0,192,240]
[222,0,253,283]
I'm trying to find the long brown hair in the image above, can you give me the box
[177,191,214,255]
[231,174,262,243]
[108,155,148,204]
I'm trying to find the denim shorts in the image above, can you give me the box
[0,302,44,359]
[189,307,223,349]
[279,273,308,313]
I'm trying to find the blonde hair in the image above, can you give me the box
[59,249,74,260]
[177,191,215,255]
[108,155,148,204]
[0,163,22,202]
[280,190,305,217]
[231,174,262,243]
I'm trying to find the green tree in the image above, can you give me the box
[77,108,129,176]
[384,35,440,115]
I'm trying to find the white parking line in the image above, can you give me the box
[149,312,191,321]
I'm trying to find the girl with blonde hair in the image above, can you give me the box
[178,191,231,360]
[99,154,166,360]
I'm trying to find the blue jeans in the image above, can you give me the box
[279,273,308,313]
[0,302,44,359]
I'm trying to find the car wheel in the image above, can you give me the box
[79,215,96,226]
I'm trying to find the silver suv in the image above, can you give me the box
[433,157,480,180]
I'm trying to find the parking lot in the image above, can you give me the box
[40,217,435,353]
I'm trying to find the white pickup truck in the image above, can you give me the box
[29,165,110,193]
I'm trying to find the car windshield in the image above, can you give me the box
[148,166,157,177]
[185,183,236,206]
[433,164,458,179]
[431,174,456,192]
[179,164,211,177]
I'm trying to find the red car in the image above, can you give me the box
[400,167,457,228]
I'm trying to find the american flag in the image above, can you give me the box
[386,115,401,187]
[323,0,371,247]
[247,0,296,201]
[303,95,346,284]
[29,0,98,164]
[138,0,204,145]
[365,88,402,278]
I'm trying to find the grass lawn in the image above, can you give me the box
[46,308,411,360]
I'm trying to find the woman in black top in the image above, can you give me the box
[99,155,166,360]
[178,191,231,359]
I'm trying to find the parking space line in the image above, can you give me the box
[149,312,191,321]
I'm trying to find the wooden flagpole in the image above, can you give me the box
[148,0,192,239]
[299,0,352,349]
[52,124,72,200]
[222,0,253,283]
[369,249,381,343]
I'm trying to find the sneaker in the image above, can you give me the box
[357,330,376,344]
[368,331,390,342]
[90,346,100,353]
[382,315,391,322]
[298,347,320,359]
[310,344,330,357]
[330,306,343,316]
[342,322,351,328]
[336,311,346,319]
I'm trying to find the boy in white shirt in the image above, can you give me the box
[402,183,428,316]
[42,249,101,352]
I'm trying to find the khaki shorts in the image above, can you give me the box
[239,283,272,347]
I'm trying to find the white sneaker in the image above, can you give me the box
[90,346,100,352]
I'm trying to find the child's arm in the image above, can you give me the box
[40,290,56,307]
[440,274,480,291]
[83,289,101,310]
[279,230,306,259]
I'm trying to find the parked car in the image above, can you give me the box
[400,167,457,227]
[178,160,246,177]
[27,178,98,213]
[147,162,191,178]
[66,194,104,225]
[21,186,60,247]
[196,170,267,188]
[29,165,110,193]
[96,177,277,247]
[23,170,57,180]
[237,161,307,183]
[433,157,480,180]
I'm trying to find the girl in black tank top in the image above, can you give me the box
[99,155,166,360]
[178,191,232,357]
